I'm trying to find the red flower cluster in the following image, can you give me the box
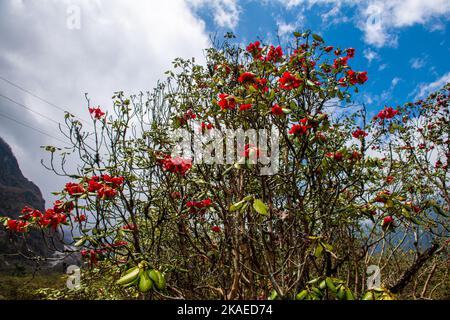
[214,63,231,75]
[375,107,398,120]
[253,77,269,93]
[271,104,283,116]
[289,118,310,136]
[279,71,302,90]
[65,182,85,195]
[12,202,73,231]
[239,103,253,111]
[346,48,355,58]
[333,56,349,69]
[122,223,138,231]
[74,214,87,223]
[186,198,212,214]
[326,151,344,161]
[238,72,256,84]
[6,219,29,232]
[159,155,192,176]
[265,45,283,63]
[352,129,368,139]
[218,93,236,110]
[87,175,124,200]
[201,122,214,132]
[211,226,222,233]
[89,106,105,120]
[347,70,368,85]
[246,41,263,59]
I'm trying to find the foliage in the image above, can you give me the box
[1,31,449,300]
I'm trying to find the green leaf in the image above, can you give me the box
[253,199,269,216]
[314,243,324,258]
[312,33,324,42]
[230,200,245,212]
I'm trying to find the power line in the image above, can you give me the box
[0,110,68,145]
[0,75,93,126]
[0,93,62,126]
[0,92,96,143]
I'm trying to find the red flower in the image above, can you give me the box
[65,182,85,195]
[326,151,344,161]
[357,71,368,84]
[324,46,334,52]
[265,45,283,62]
[7,219,29,232]
[376,107,398,120]
[201,122,214,132]
[211,226,222,233]
[346,48,355,58]
[183,109,196,121]
[218,93,236,110]
[111,177,124,188]
[279,71,302,90]
[289,119,310,136]
[333,56,349,69]
[239,103,253,111]
[171,191,182,199]
[352,129,368,139]
[386,176,395,184]
[238,72,256,84]
[246,41,263,59]
[271,104,284,116]
[74,214,87,223]
[122,224,137,231]
[88,106,105,120]
[383,216,394,226]
[88,178,103,192]
[253,77,269,92]
[348,151,362,161]
[97,185,117,199]
[159,155,192,176]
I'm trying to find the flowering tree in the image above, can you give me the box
[1,31,448,300]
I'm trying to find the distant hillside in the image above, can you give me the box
[0,137,55,270]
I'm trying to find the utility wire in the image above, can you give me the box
[0,75,93,126]
[0,110,68,145]
[0,92,96,143]
[0,93,62,126]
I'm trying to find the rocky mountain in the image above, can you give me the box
[0,137,56,270]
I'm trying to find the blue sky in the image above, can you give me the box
[188,0,450,114]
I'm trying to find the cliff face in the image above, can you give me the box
[0,137,51,269]
[0,137,46,217]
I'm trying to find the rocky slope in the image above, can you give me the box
[0,137,56,270]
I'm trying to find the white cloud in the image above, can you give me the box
[277,0,450,47]
[378,63,388,71]
[391,77,401,87]
[188,0,240,29]
[277,20,298,36]
[414,72,450,99]
[363,48,379,64]
[0,0,210,205]
[410,57,426,69]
